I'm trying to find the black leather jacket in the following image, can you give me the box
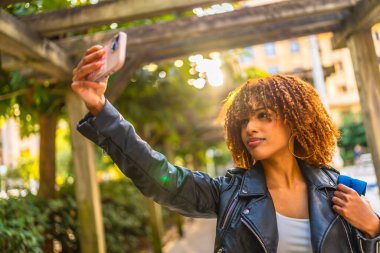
[77,100,380,253]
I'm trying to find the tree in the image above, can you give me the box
[338,111,367,165]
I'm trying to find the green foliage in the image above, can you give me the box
[40,0,71,10]
[212,142,233,168]
[0,179,150,253]
[8,151,39,181]
[0,70,64,137]
[5,0,75,14]
[5,2,40,15]
[0,194,47,253]
[56,120,73,183]
[243,67,269,80]
[115,60,213,162]
[338,112,367,164]
[101,179,150,253]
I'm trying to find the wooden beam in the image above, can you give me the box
[333,0,380,49]
[143,14,344,62]
[0,0,25,6]
[0,9,73,80]
[1,54,70,81]
[91,13,343,103]
[19,0,245,36]
[5,0,348,85]
[56,0,349,58]
[346,29,380,191]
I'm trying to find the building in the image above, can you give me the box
[0,118,39,170]
[237,24,380,125]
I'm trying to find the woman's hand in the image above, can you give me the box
[332,183,380,238]
[72,45,108,115]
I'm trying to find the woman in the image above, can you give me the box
[72,45,380,253]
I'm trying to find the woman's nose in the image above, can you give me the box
[245,117,258,133]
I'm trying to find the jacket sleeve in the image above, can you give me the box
[353,213,380,253]
[325,168,380,253]
[76,100,221,218]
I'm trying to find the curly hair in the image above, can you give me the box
[224,74,340,169]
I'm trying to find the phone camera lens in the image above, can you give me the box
[111,35,120,52]
[111,41,118,52]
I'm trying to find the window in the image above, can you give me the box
[290,40,300,53]
[268,66,279,74]
[264,43,276,56]
[239,47,254,63]
[338,84,348,93]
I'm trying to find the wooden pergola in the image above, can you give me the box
[1,0,380,252]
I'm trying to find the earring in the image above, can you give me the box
[288,134,315,159]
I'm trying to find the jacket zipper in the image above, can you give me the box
[339,217,354,253]
[221,194,239,229]
[218,190,241,248]
[241,217,268,253]
[358,237,364,253]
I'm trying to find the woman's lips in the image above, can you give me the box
[247,138,265,148]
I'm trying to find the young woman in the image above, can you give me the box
[72,45,380,253]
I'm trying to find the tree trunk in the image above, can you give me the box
[37,113,58,253]
[37,113,58,198]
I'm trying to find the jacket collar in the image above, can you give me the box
[238,162,267,197]
[239,159,337,197]
[240,159,339,253]
[298,159,337,190]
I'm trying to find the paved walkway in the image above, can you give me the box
[164,218,216,253]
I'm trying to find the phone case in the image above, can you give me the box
[90,32,127,82]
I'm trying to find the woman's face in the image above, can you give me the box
[240,106,292,161]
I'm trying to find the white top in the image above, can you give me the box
[276,212,313,253]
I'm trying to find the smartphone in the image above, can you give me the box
[89,32,127,82]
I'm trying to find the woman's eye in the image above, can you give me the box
[258,112,271,120]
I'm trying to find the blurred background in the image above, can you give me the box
[0,0,380,252]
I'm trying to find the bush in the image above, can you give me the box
[101,179,150,253]
[338,112,367,165]
[0,178,150,253]
[0,194,47,253]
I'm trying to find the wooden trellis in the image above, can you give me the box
[1,0,380,252]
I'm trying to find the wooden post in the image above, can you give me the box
[346,29,380,187]
[145,198,164,253]
[164,142,184,238]
[65,91,106,253]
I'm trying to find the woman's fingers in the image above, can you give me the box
[73,46,104,76]
[85,45,103,56]
[82,48,105,66]
[336,183,355,194]
[72,80,105,90]
[333,189,347,200]
[332,204,343,213]
[73,61,103,81]
[332,196,346,207]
